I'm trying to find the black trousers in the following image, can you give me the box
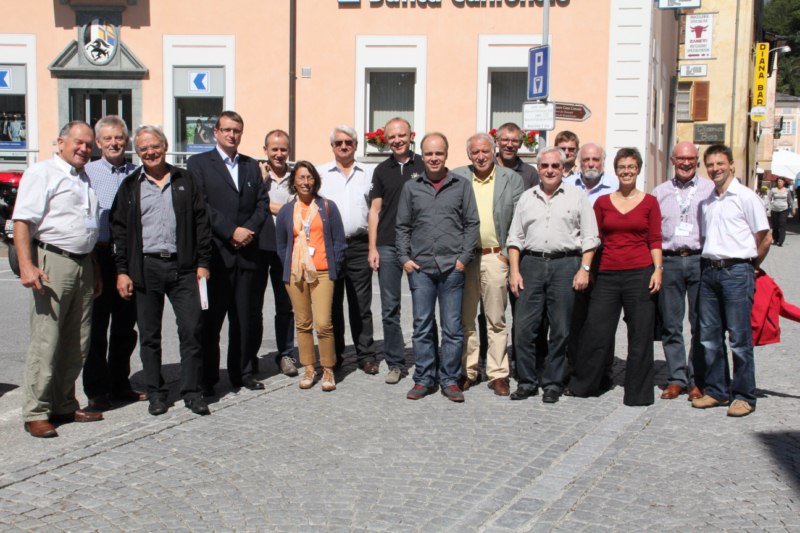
[333,237,376,364]
[567,281,615,384]
[570,267,655,406]
[83,246,138,399]
[771,209,790,245]
[202,253,259,387]
[136,256,203,401]
[250,250,295,362]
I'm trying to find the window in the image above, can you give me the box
[367,71,415,133]
[676,80,709,122]
[781,118,796,136]
[489,71,526,130]
[356,36,426,157]
[0,64,30,167]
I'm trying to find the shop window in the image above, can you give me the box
[175,97,223,154]
[677,80,709,122]
[0,65,29,166]
[367,71,415,134]
[489,71,526,130]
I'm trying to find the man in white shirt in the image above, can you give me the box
[692,144,771,417]
[318,126,378,374]
[13,121,103,438]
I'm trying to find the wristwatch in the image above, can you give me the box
[581,264,591,272]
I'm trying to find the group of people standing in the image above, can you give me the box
[13,113,770,439]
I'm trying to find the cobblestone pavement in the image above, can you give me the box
[0,233,799,531]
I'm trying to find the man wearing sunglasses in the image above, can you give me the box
[318,126,379,375]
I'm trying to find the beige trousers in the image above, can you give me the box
[461,252,510,382]
[285,271,336,368]
[22,248,94,421]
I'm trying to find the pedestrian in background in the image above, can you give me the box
[768,176,796,247]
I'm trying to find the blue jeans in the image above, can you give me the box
[658,255,704,388]
[408,268,465,388]
[699,262,757,405]
[377,245,406,370]
[514,255,578,392]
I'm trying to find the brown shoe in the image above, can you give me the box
[727,399,755,417]
[321,367,336,392]
[687,386,703,401]
[24,420,58,438]
[459,376,476,391]
[660,384,686,400]
[299,365,316,389]
[488,378,510,396]
[361,361,380,375]
[691,394,730,409]
[112,389,148,403]
[50,408,104,424]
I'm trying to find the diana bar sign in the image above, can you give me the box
[342,0,572,6]
[752,42,769,111]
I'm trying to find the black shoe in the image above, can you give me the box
[148,398,167,416]
[242,377,265,391]
[598,376,614,392]
[563,388,576,397]
[185,397,211,415]
[509,386,539,400]
[201,385,216,398]
[542,389,560,403]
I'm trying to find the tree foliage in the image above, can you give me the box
[764,0,800,96]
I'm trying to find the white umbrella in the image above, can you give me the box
[771,150,800,180]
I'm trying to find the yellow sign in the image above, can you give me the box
[752,42,769,114]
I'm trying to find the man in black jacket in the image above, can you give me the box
[187,111,269,395]
[110,125,212,416]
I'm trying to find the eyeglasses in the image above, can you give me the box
[217,127,243,135]
[539,162,563,170]
[558,146,578,153]
[498,137,521,145]
[137,143,164,153]
[333,139,355,147]
[615,165,639,172]
[100,136,126,143]
[673,157,698,162]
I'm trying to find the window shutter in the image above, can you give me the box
[692,81,709,121]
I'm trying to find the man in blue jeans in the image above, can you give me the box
[396,132,479,402]
[368,117,426,384]
[693,144,771,417]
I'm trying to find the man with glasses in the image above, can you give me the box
[495,122,539,190]
[318,126,379,375]
[187,111,269,396]
[652,142,714,402]
[82,115,144,411]
[554,130,580,179]
[507,147,599,403]
[111,125,212,416]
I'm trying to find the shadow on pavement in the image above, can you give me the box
[0,382,18,398]
[756,431,800,495]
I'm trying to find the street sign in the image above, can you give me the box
[657,0,702,8]
[527,45,549,101]
[750,106,767,123]
[523,101,555,131]
[553,101,591,122]
[679,64,707,77]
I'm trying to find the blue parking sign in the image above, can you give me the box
[528,45,549,101]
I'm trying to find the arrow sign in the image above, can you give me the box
[657,0,701,8]
[188,71,210,93]
[0,69,9,90]
[553,101,591,122]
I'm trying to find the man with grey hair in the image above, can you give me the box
[571,143,617,205]
[507,147,599,403]
[453,132,524,396]
[110,125,213,417]
[318,126,378,374]
[14,121,103,437]
[82,115,144,411]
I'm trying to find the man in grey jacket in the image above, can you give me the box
[396,132,479,402]
[453,133,524,397]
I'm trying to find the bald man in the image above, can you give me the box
[651,142,715,401]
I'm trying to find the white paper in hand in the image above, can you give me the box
[198,277,209,310]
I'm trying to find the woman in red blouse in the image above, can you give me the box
[567,147,662,406]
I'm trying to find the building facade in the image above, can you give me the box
[1,0,682,188]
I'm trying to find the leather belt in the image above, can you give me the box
[475,246,501,255]
[144,252,178,261]
[522,250,581,259]
[663,248,702,257]
[701,257,753,269]
[346,234,368,244]
[34,240,89,261]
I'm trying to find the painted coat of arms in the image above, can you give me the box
[82,19,118,65]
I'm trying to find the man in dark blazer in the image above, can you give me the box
[187,111,269,395]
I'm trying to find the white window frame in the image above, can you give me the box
[163,35,235,164]
[355,36,426,158]
[477,34,545,152]
[781,118,796,136]
[0,34,37,165]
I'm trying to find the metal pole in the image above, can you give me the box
[543,0,550,48]
[289,0,297,161]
